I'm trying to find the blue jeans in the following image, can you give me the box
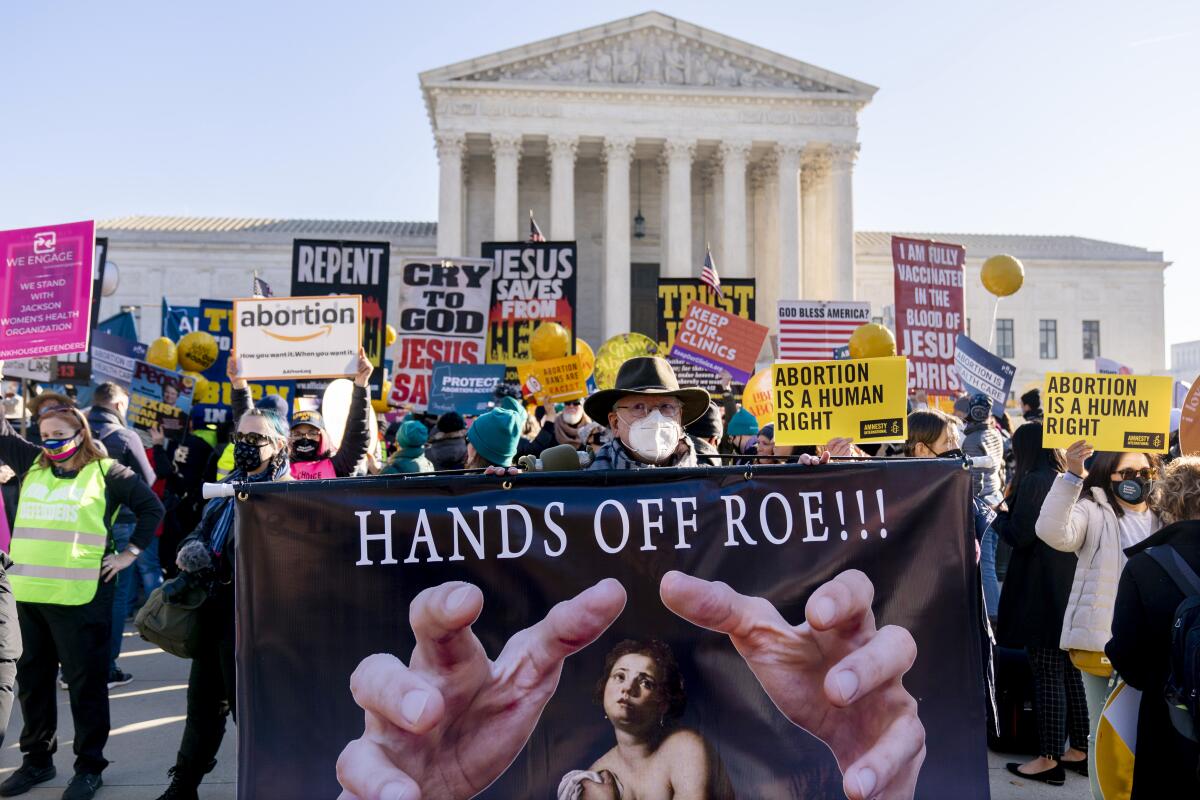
[109,522,137,672]
[127,537,163,616]
[980,526,1000,620]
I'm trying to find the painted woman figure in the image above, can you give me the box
[559,639,735,800]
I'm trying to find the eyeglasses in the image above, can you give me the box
[614,400,682,420]
[1113,467,1157,481]
[231,432,272,447]
[290,430,321,441]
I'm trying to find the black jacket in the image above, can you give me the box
[995,466,1077,649]
[86,405,156,525]
[1106,520,1200,799]
[0,416,164,552]
[425,431,467,471]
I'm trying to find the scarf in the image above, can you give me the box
[553,414,589,447]
[209,455,289,557]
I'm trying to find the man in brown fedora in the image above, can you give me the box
[583,357,710,470]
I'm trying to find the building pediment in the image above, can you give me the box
[420,12,877,99]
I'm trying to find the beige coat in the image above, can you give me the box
[1034,475,1160,652]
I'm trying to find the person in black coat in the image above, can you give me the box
[1106,456,1200,799]
[996,422,1089,783]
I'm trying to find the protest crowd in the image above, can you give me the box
[0,222,1197,800]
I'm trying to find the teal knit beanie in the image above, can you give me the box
[467,408,522,466]
[727,407,759,436]
[396,420,428,448]
[497,395,527,421]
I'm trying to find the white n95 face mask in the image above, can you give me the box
[625,410,680,463]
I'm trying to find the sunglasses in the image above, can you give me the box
[231,432,272,447]
[564,401,582,407]
[1113,468,1157,481]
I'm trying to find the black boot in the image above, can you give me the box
[153,766,203,800]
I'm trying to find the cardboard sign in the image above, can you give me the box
[291,239,389,396]
[427,363,506,416]
[954,334,1016,415]
[232,296,361,381]
[517,354,588,404]
[0,220,96,359]
[658,278,755,392]
[892,236,965,396]
[772,357,909,446]
[777,300,871,361]
[1043,372,1173,452]
[191,298,292,425]
[1180,380,1200,456]
[128,360,194,444]
[391,258,495,410]
[668,301,769,384]
[481,241,576,379]
[3,357,56,382]
[91,331,148,388]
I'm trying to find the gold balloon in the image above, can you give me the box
[385,324,397,347]
[372,381,392,414]
[575,338,595,378]
[529,322,571,361]
[848,323,897,359]
[981,254,1025,298]
[177,331,219,372]
[182,371,213,404]
[594,333,659,390]
[741,369,774,425]
[146,337,178,371]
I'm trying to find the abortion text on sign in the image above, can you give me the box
[232,296,361,381]
[772,357,909,446]
[1042,372,1172,452]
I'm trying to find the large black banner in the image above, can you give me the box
[236,461,987,799]
[291,238,389,397]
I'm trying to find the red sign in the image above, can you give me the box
[1181,380,1200,457]
[668,300,769,384]
[892,236,966,396]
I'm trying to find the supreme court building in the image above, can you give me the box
[97,12,1168,391]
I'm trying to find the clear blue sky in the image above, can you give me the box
[3,1,1197,352]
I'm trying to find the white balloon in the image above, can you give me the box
[101,261,120,296]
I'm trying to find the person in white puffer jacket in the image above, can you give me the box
[1034,440,1162,797]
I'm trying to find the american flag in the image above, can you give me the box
[778,300,872,360]
[700,245,723,299]
[252,273,273,298]
[528,210,546,243]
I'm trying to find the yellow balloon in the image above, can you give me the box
[177,331,219,372]
[981,254,1025,297]
[741,369,774,425]
[181,371,212,403]
[385,324,397,347]
[146,337,178,371]
[594,333,659,390]
[372,381,392,414]
[530,322,571,361]
[848,323,897,359]
[575,339,595,378]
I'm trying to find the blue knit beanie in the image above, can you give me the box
[467,408,522,466]
[727,407,759,436]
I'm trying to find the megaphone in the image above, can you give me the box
[517,443,593,472]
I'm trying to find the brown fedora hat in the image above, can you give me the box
[584,356,710,426]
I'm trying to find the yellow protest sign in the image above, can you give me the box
[517,354,587,404]
[772,357,909,446]
[1043,372,1172,452]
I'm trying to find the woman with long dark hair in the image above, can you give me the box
[997,423,1088,784]
[1036,441,1163,798]
[559,639,734,800]
[0,390,163,800]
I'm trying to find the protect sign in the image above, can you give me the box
[1042,372,1173,453]
[232,295,361,381]
[517,354,587,404]
[668,301,769,384]
[772,357,909,446]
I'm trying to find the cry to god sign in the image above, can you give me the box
[1043,372,1173,452]
[772,357,909,447]
[232,295,361,381]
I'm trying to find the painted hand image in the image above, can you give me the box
[337,571,924,800]
[659,569,924,800]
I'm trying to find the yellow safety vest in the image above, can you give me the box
[215,443,235,482]
[9,459,112,606]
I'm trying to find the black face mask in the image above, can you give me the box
[290,439,325,462]
[1112,477,1152,505]
[233,441,269,473]
[937,448,965,460]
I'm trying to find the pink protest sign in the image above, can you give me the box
[0,220,96,359]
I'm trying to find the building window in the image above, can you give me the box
[1039,319,1058,360]
[996,319,1014,359]
[1083,320,1101,360]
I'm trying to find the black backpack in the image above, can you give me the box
[1146,546,1200,742]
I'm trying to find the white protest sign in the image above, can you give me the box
[232,295,361,381]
